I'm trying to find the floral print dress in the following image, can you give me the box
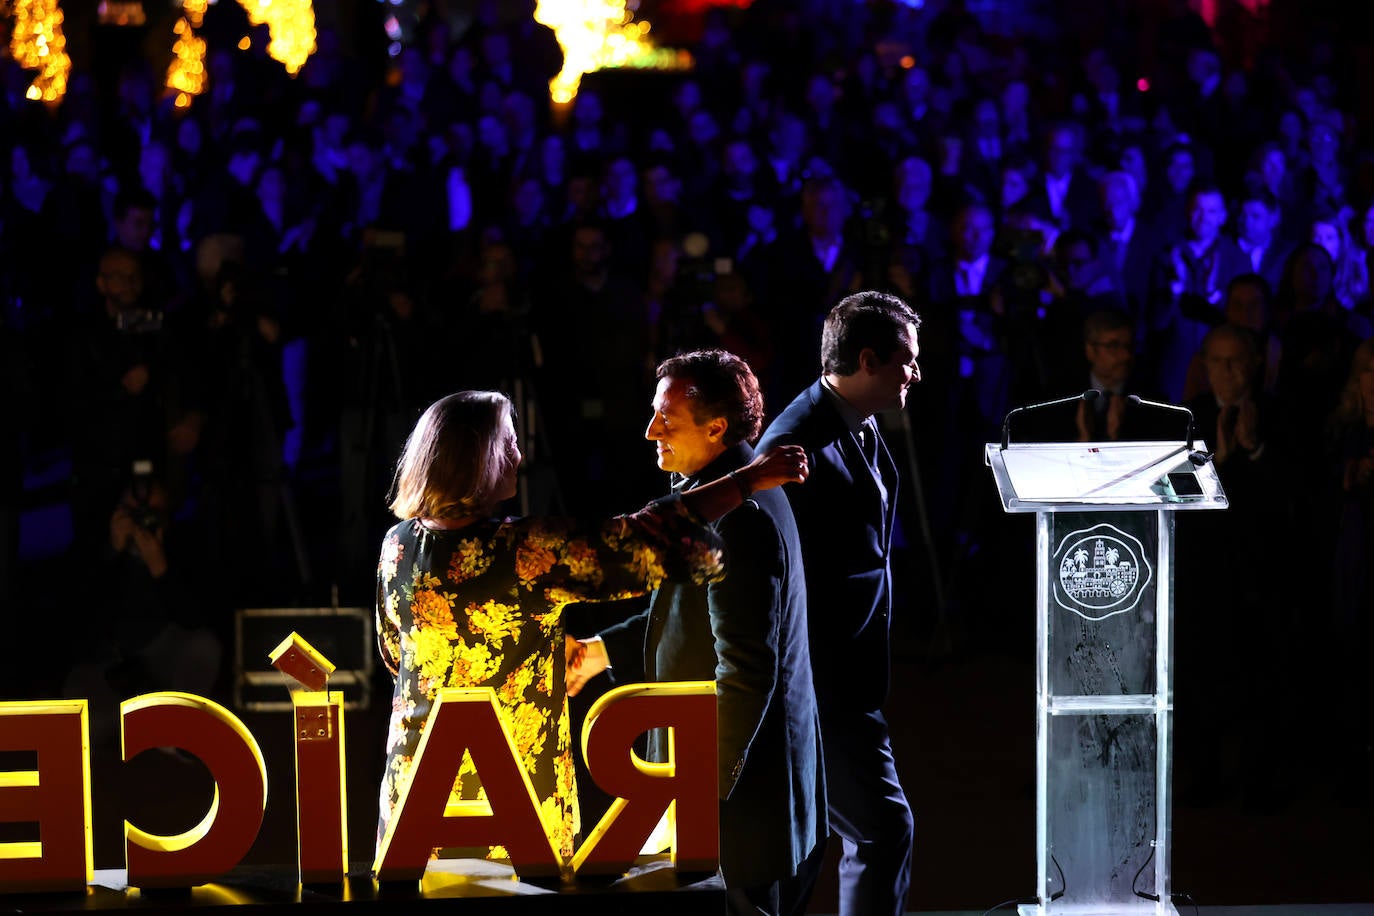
[375,497,723,861]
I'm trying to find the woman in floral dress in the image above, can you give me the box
[376,390,807,862]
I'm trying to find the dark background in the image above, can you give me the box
[2,0,1372,910]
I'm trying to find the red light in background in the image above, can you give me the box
[1136,77,1150,92]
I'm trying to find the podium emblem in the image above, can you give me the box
[1052,522,1153,620]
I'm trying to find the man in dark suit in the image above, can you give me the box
[960,96,1006,207]
[754,175,863,405]
[1018,307,1181,443]
[1233,185,1292,295]
[755,292,921,916]
[1178,323,1283,804]
[1095,170,1165,342]
[1023,121,1102,233]
[1147,183,1253,402]
[927,200,1014,443]
[568,349,826,915]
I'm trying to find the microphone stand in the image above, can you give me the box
[1001,390,1100,450]
[1125,395,1213,464]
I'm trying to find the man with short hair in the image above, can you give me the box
[1095,169,1160,332]
[1020,307,1178,443]
[1076,308,1140,441]
[1178,322,1280,804]
[928,200,1012,443]
[1193,323,1270,467]
[599,153,650,277]
[1149,183,1251,402]
[756,291,921,916]
[534,219,655,513]
[761,175,862,402]
[1233,185,1289,293]
[1024,121,1103,232]
[110,186,180,313]
[70,247,198,569]
[568,349,825,915]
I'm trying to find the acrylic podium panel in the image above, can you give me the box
[984,442,1226,916]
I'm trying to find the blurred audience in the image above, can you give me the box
[1,5,1372,795]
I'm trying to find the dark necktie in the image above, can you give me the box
[859,418,890,526]
[858,418,879,471]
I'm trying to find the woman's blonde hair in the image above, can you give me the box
[388,391,516,520]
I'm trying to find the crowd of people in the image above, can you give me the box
[1,0,1372,891]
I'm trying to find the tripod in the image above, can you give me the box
[506,330,565,518]
[331,311,410,605]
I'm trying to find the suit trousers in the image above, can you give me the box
[799,706,914,916]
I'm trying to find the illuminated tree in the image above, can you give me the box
[163,0,316,108]
[7,0,72,104]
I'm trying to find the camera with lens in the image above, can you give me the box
[671,230,712,298]
[997,226,1051,293]
[114,307,164,334]
[128,459,163,530]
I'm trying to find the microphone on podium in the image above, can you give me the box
[1124,394,1196,453]
[1000,390,1100,450]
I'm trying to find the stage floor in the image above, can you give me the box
[4,860,724,913]
[897,909,1374,916]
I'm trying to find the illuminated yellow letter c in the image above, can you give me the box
[121,692,267,888]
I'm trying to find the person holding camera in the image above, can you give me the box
[62,462,222,743]
[68,246,201,568]
[103,461,222,701]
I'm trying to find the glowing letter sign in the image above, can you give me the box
[0,701,93,893]
[373,688,562,882]
[121,693,268,888]
[572,682,718,875]
[0,663,719,893]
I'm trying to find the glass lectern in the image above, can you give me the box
[985,440,1227,916]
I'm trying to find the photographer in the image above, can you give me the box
[69,246,202,569]
[104,463,179,675]
[63,462,222,744]
[645,232,780,407]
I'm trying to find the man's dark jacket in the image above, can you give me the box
[755,381,899,713]
[598,441,826,888]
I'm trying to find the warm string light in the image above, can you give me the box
[165,0,209,109]
[163,0,316,108]
[535,0,690,105]
[9,0,72,104]
[238,0,316,75]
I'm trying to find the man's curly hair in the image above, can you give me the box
[656,349,765,445]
